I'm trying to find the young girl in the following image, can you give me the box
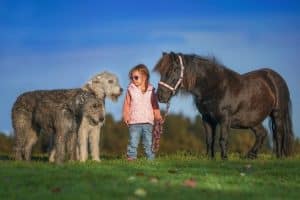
[123,64,162,160]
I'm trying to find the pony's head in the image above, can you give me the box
[154,52,225,103]
[154,52,186,103]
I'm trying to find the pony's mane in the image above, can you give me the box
[154,52,224,74]
[182,53,226,91]
[184,53,226,69]
[153,53,173,75]
[154,52,240,91]
[185,53,240,76]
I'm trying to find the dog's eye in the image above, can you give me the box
[92,104,99,108]
[108,80,114,84]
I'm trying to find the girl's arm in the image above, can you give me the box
[151,89,162,121]
[122,91,131,125]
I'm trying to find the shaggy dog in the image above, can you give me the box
[12,71,122,163]
[77,71,123,162]
[12,90,104,164]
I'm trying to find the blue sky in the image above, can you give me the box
[1,0,300,137]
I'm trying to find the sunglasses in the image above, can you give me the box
[131,75,139,81]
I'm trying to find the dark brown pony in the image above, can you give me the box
[154,52,294,159]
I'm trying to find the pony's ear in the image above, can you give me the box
[176,53,183,63]
[169,51,178,62]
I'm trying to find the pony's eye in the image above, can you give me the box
[108,80,114,84]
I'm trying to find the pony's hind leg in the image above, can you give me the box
[202,116,217,159]
[270,110,284,158]
[247,124,268,159]
[219,114,231,160]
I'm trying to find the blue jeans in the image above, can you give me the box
[127,123,154,160]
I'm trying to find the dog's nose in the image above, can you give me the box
[99,116,105,122]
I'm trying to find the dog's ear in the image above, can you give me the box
[75,94,86,106]
[82,80,92,91]
[75,96,81,105]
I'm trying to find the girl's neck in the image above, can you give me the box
[138,85,146,93]
[134,83,147,93]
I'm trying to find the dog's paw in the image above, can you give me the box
[92,158,101,162]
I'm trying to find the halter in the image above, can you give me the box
[152,55,184,152]
[158,55,184,95]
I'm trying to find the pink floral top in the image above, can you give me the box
[123,83,161,125]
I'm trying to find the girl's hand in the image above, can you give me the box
[154,109,163,122]
[123,117,130,126]
[155,115,163,123]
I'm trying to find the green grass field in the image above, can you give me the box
[0,154,300,200]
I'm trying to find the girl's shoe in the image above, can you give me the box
[127,157,136,161]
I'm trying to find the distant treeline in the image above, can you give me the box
[1,113,300,157]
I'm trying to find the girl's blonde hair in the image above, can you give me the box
[129,64,150,92]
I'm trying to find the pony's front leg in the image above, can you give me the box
[219,116,231,160]
[202,116,216,159]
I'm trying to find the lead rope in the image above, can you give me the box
[152,55,184,153]
[152,101,170,153]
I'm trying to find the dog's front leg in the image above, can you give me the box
[67,132,77,161]
[55,132,66,164]
[48,134,56,162]
[89,124,101,162]
[78,117,89,162]
[49,149,56,163]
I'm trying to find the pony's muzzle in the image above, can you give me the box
[157,87,172,103]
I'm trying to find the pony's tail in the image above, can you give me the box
[269,73,294,157]
[282,99,294,156]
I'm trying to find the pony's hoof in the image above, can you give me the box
[206,155,212,159]
[221,155,228,160]
[246,152,257,159]
[210,157,216,161]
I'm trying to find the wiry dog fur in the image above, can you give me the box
[12,71,122,163]
[12,89,104,164]
[77,71,123,162]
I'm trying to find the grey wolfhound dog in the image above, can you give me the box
[76,71,122,162]
[12,71,122,163]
